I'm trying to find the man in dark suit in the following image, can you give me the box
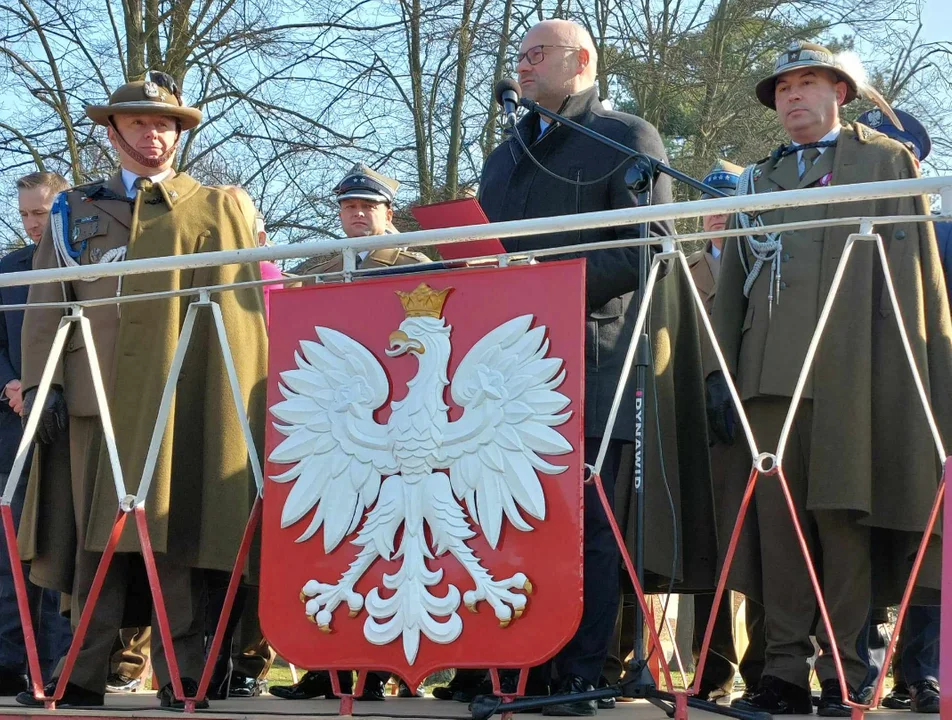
[0,171,73,694]
[478,19,673,716]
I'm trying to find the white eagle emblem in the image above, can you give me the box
[268,283,574,664]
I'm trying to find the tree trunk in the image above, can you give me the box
[445,0,475,197]
[481,0,514,160]
[408,0,432,203]
[125,0,145,78]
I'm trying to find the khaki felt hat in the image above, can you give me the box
[86,74,202,130]
[755,41,859,109]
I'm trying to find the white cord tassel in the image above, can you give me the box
[735,164,784,318]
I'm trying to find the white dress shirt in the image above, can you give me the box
[120,167,174,199]
[790,126,840,176]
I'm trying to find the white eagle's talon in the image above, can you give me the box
[348,609,360,618]
[514,607,524,619]
[318,624,332,634]
[299,591,307,603]
[465,602,478,613]
[346,592,364,614]
[499,618,511,628]
[523,579,533,595]
[306,614,317,624]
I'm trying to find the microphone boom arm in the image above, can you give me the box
[518,97,728,199]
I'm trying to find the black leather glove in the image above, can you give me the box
[21,386,68,445]
[705,371,735,446]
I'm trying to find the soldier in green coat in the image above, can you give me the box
[708,43,952,716]
[16,73,267,709]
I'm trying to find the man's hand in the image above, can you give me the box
[3,379,23,415]
[705,371,736,446]
[21,386,68,444]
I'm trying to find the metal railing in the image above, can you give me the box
[0,175,949,718]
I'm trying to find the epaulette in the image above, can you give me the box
[73,179,105,194]
[81,183,134,204]
[854,122,876,143]
[402,249,431,263]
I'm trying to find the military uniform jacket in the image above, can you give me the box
[687,242,721,377]
[19,171,267,571]
[478,86,674,441]
[296,246,430,276]
[712,124,952,600]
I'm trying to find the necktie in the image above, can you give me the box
[133,177,153,193]
[800,147,820,178]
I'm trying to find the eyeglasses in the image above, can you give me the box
[146,70,182,102]
[516,45,580,66]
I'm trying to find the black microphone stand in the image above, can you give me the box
[470,99,767,720]
[523,98,729,200]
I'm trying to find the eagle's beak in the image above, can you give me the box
[387,330,424,356]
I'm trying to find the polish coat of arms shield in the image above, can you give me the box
[261,261,586,686]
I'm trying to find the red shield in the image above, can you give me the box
[261,260,585,687]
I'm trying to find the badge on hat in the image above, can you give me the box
[334,163,400,205]
[864,108,883,128]
[143,81,160,98]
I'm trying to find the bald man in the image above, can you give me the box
[479,19,673,716]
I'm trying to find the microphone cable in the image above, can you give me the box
[507,116,645,187]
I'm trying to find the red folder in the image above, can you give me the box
[411,198,506,260]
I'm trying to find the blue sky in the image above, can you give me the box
[921,0,947,43]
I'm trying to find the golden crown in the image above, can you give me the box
[395,283,452,318]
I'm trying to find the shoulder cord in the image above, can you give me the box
[734,164,782,313]
[51,192,128,283]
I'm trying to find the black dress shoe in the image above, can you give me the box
[457,677,495,703]
[909,680,940,713]
[882,681,911,710]
[696,679,733,703]
[596,678,615,710]
[732,675,812,715]
[16,680,104,708]
[207,656,232,700]
[542,676,597,717]
[0,667,29,696]
[105,673,141,693]
[432,671,488,702]
[730,684,757,708]
[228,672,263,698]
[398,680,423,698]
[483,670,548,713]
[816,679,871,717]
[270,671,352,700]
[358,681,386,701]
[158,677,210,710]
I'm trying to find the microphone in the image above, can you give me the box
[494,78,520,127]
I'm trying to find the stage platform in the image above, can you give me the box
[0,694,911,720]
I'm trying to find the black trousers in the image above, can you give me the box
[553,439,626,685]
